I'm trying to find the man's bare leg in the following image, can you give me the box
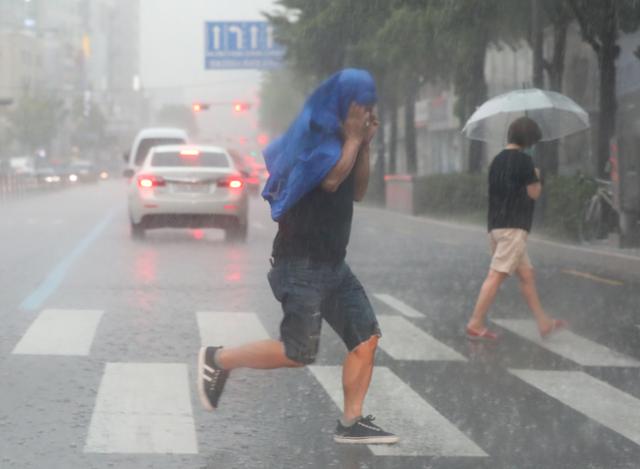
[467,269,508,331]
[215,340,304,370]
[342,335,378,422]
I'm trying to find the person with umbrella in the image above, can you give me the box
[465,116,568,340]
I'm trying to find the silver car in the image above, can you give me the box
[127,145,249,242]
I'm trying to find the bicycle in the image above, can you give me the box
[578,177,619,242]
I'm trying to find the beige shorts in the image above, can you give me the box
[489,228,532,275]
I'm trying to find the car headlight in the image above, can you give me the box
[69,174,78,182]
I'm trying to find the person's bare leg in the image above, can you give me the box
[467,269,508,331]
[216,339,304,370]
[342,335,378,421]
[515,265,554,331]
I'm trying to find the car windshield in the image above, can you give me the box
[151,151,229,168]
[135,138,185,165]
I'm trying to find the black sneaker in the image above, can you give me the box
[333,415,399,444]
[197,346,229,411]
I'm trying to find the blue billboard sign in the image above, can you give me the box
[205,21,285,70]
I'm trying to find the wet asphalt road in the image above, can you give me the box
[1,180,640,469]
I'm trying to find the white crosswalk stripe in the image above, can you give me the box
[85,363,198,454]
[309,365,487,457]
[493,319,640,367]
[373,293,425,318]
[12,309,103,356]
[197,312,271,346]
[377,316,466,362]
[510,369,640,446]
[10,304,640,461]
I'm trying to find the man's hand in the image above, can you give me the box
[343,103,370,144]
[364,113,379,144]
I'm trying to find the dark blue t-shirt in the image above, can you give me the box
[487,149,539,232]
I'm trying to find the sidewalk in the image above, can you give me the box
[361,204,640,284]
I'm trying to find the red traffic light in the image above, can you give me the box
[233,102,251,113]
[192,102,210,112]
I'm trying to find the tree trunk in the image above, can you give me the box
[548,19,568,92]
[597,1,618,177]
[371,100,386,204]
[389,99,398,174]
[540,20,568,177]
[404,83,418,175]
[467,42,488,173]
[531,0,545,88]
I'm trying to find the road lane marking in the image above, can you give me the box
[561,269,624,286]
[373,294,425,319]
[309,366,487,457]
[12,309,103,356]
[377,316,466,362]
[197,312,270,347]
[493,319,640,367]
[509,369,640,447]
[20,209,116,311]
[85,363,197,454]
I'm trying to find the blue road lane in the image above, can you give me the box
[19,210,116,312]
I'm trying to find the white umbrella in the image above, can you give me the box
[462,88,590,143]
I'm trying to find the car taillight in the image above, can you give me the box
[217,176,244,189]
[137,174,165,188]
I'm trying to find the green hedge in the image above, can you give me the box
[543,175,597,240]
[415,173,487,215]
[413,173,596,240]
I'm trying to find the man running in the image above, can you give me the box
[197,69,398,445]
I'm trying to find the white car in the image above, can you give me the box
[124,127,189,171]
[127,145,249,242]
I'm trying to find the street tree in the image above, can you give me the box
[529,0,573,176]
[70,97,108,153]
[366,1,435,175]
[7,92,65,154]
[258,68,306,136]
[431,0,529,172]
[568,0,640,176]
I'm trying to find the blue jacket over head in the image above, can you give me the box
[261,68,377,221]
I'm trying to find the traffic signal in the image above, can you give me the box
[233,102,251,113]
[192,102,210,112]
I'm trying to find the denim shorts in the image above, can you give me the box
[267,257,381,364]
